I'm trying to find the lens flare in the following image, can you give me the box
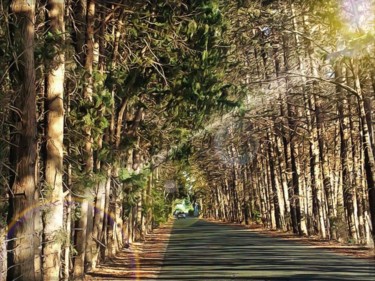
[5,198,141,280]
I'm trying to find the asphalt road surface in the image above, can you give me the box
[157,218,375,281]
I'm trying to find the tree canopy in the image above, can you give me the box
[1,0,375,280]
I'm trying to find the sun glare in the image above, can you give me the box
[340,0,375,32]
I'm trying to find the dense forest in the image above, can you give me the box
[0,0,375,280]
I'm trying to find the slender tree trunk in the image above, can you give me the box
[267,130,282,229]
[63,193,72,281]
[315,96,336,240]
[275,133,291,227]
[73,0,96,278]
[292,6,326,238]
[293,137,308,235]
[42,1,65,279]
[85,3,108,269]
[88,168,107,269]
[280,16,302,234]
[337,64,352,242]
[100,169,111,260]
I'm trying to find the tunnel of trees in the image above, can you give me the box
[0,0,375,280]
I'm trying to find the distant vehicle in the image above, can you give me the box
[175,211,186,219]
[177,213,186,219]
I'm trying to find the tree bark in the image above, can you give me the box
[267,130,282,229]
[337,72,352,242]
[352,60,375,244]
[73,0,96,278]
[42,1,65,279]
[7,1,39,280]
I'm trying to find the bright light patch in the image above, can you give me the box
[340,0,375,32]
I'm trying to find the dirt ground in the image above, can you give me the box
[86,221,174,280]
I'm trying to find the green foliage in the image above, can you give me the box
[173,198,194,213]
[150,187,170,225]
[35,31,66,63]
[53,228,69,246]
[119,167,151,189]
[252,210,262,224]
[70,169,106,194]
[123,191,140,213]
[96,143,112,162]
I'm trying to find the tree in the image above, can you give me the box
[7,1,39,280]
[41,0,65,280]
[72,0,96,278]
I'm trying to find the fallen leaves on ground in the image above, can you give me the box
[85,221,173,280]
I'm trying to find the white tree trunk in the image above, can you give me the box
[42,1,65,280]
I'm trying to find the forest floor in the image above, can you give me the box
[86,218,375,280]
[85,221,174,280]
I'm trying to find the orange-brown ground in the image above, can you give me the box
[85,221,173,280]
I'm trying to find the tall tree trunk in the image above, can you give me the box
[7,1,38,280]
[267,130,282,229]
[73,0,95,278]
[337,64,352,242]
[42,1,65,279]
[87,168,107,269]
[349,60,375,244]
[308,102,327,239]
[292,5,325,238]
[63,193,72,281]
[275,134,290,230]
[85,3,108,269]
[100,170,111,260]
[315,96,336,240]
[280,14,302,234]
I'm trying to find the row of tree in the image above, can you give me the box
[2,0,375,280]
[0,0,236,280]
[193,0,375,246]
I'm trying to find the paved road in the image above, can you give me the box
[157,218,375,280]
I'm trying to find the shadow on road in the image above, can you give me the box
[157,219,375,281]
